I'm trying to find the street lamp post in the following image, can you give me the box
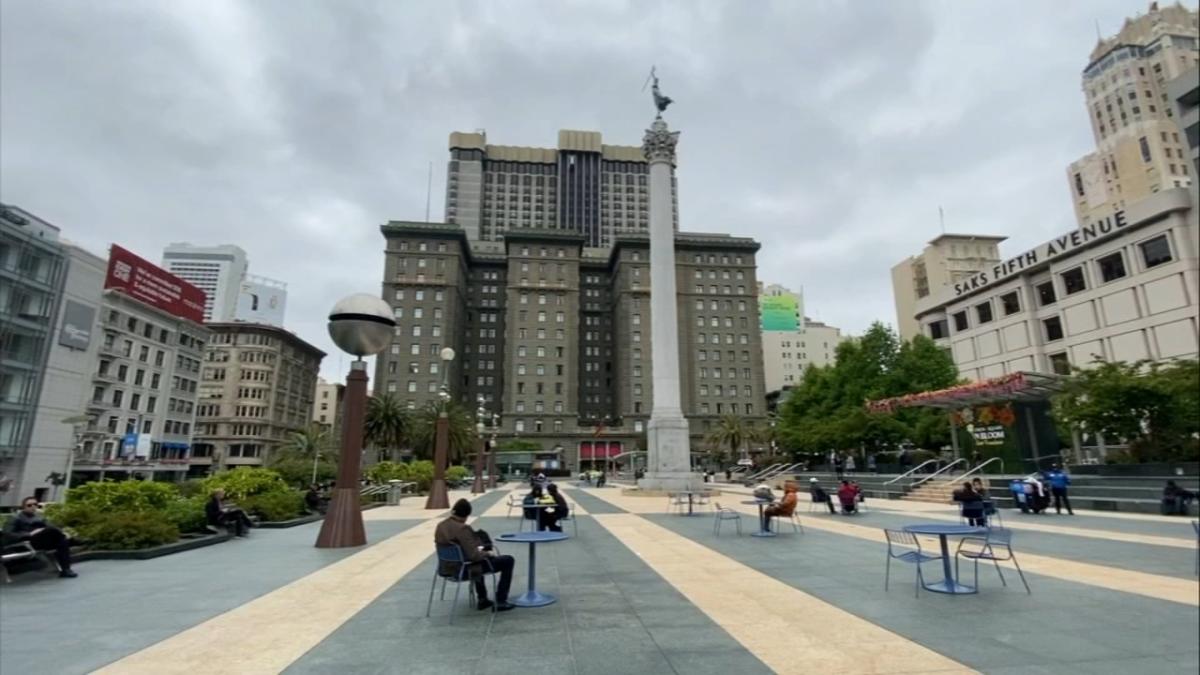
[316,294,395,549]
[487,413,499,489]
[472,396,486,494]
[425,347,455,510]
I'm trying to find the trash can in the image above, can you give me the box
[387,480,405,506]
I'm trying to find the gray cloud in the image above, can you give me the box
[0,0,1170,381]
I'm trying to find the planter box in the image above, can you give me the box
[1070,462,1198,477]
[72,531,231,562]
[257,513,323,529]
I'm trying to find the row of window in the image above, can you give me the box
[934,234,1175,338]
[696,333,753,345]
[693,284,749,295]
[392,289,444,302]
[694,269,746,281]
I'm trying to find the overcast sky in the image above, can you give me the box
[2,0,1189,382]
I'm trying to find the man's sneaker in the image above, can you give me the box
[494,601,516,612]
[59,570,78,578]
[477,599,494,611]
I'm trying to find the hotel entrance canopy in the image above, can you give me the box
[866,372,1065,413]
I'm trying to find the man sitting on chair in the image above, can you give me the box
[763,482,798,532]
[434,499,515,611]
[809,478,836,514]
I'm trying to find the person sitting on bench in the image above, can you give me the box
[206,489,253,536]
[836,480,860,514]
[3,496,77,578]
[763,482,799,532]
[809,478,836,514]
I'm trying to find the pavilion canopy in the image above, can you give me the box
[865,372,1065,414]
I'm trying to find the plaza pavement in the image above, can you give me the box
[0,484,1196,674]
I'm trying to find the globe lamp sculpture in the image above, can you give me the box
[316,294,395,548]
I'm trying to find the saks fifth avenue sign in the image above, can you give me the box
[953,210,1128,297]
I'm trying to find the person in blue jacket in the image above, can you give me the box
[1044,464,1074,515]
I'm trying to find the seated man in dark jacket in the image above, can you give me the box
[809,478,836,514]
[434,499,515,611]
[3,496,77,578]
[205,489,253,536]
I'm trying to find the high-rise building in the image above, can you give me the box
[162,243,248,323]
[162,243,289,325]
[375,222,766,473]
[1066,2,1199,225]
[891,234,1006,340]
[757,284,847,392]
[445,130,679,247]
[192,323,324,472]
[73,245,212,483]
[0,204,68,505]
[1167,64,1199,174]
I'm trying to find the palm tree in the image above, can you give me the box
[705,414,758,466]
[407,400,478,464]
[365,393,409,461]
[281,423,330,458]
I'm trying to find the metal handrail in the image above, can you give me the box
[743,463,783,483]
[910,458,967,488]
[759,462,801,482]
[957,457,1005,481]
[884,459,940,485]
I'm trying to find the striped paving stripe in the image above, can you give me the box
[592,513,975,674]
[93,495,497,674]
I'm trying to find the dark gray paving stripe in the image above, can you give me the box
[285,512,772,675]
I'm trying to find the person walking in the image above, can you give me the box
[1045,464,1074,515]
[833,453,844,480]
[845,454,856,475]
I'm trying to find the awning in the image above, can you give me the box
[579,441,623,460]
[865,371,1065,413]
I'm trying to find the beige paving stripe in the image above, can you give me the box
[95,493,497,675]
[582,488,1200,608]
[592,513,975,675]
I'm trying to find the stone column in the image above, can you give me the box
[638,116,701,493]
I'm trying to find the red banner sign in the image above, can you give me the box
[104,245,206,323]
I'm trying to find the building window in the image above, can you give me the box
[1048,352,1071,375]
[975,301,993,324]
[952,311,969,332]
[1139,234,1172,268]
[928,320,948,340]
[1036,281,1057,307]
[1061,267,1087,295]
[1043,316,1064,342]
[1138,136,1151,163]
[1096,252,1126,282]
[1000,291,1020,316]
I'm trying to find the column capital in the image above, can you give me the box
[642,117,680,164]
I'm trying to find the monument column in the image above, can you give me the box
[638,106,701,493]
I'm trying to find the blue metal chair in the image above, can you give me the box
[955,526,1031,594]
[558,503,579,537]
[666,493,688,514]
[425,544,495,623]
[712,502,742,536]
[883,529,942,597]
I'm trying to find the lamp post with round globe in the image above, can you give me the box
[316,294,395,548]
[424,347,455,509]
[486,413,499,489]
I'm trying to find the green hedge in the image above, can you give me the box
[240,490,305,521]
[78,511,179,550]
[201,468,291,500]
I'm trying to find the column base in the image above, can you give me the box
[639,416,701,492]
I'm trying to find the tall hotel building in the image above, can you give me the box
[374,223,767,472]
[444,130,679,247]
[1066,2,1199,225]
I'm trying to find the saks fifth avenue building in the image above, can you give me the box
[914,188,1199,381]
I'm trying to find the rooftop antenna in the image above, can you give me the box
[939,206,946,234]
[424,161,433,222]
[1095,19,1102,41]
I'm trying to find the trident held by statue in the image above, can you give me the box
[642,66,673,116]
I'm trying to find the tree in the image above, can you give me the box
[705,414,762,464]
[406,400,478,463]
[270,424,336,487]
[365,393,409,462]
[777,322,959,455]
[1053,358,1199,462]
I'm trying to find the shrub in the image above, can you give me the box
[44,501,101,530]
[240,490,305,522]
[65,480,180,512]
[407,460,435,492]
[271,456,337,488]
[178,479,207,498]
[78,511,179,551]
[365,461,409,483]
[162,496,207,533]
[201,468,290,500]
[446,466,470,482]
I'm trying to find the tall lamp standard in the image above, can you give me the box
[472,395,487,494]
[425,347,455,509]
[486,413,499,489]
[316,294,395,548]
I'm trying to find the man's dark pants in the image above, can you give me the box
[477,555,515,602]
[30,526,73,571]
[1052,487,1073,514]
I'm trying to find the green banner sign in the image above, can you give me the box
[760,295,799,331]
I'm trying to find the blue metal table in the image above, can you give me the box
[902,523,988,594]
[742,500,777,537]
[498,531,569,607]
[672,491,708,516]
